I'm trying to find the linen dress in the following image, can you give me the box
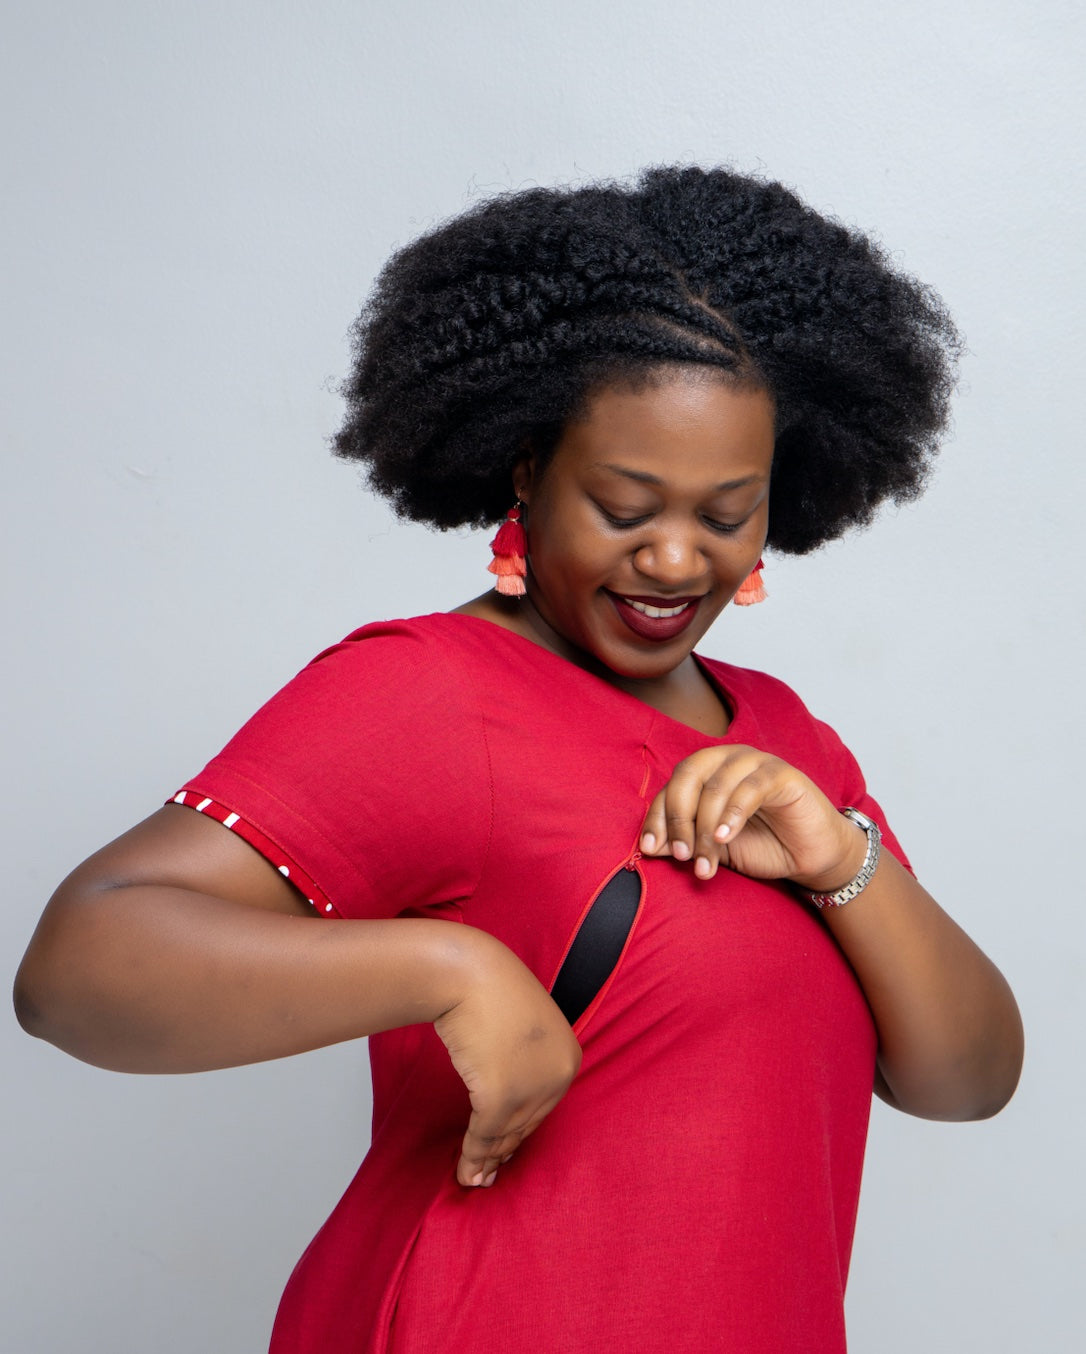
[173,613,908,1353]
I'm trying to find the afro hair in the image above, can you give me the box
[334,167,960,554]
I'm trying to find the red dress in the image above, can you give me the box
[174,614,908,1353]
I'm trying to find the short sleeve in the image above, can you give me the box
[803,715,913,875]
[173,621,493,919]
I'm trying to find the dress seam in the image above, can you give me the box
[441,628,495,908]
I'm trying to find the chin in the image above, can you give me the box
[606,622,722,679]
[598,639,699,681]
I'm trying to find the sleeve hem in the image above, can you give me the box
[168,770,380,915]
[168,791,341,916]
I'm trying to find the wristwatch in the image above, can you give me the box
[805,808,882,910]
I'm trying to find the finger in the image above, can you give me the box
[639,791,672,855]
[457,1117,540,1187]
[660,765,713,862]
[690,763,770,878]
[457,1119,523,1188]
[661,753,754,864]
[687,773,745,878]
[702,769,774,860]
[456,1100,553,1187]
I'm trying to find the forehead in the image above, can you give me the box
[554,368,776,484]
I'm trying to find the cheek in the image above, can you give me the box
[527,505,610,582]
[534,544,610,593]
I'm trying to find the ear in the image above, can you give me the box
[511,453,536,506]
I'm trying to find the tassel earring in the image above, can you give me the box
[733,558,767,606]
[488,503,528,597]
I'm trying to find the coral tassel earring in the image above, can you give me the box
[733,558,767,606]
[488,504,528,597]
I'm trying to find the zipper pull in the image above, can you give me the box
[624,849,642,871]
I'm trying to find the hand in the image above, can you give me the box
[434,930,582,1189]
[639,745,867,890]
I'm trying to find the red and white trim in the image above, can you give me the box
[169,790,339,917]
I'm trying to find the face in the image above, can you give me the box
[513,367,775,685]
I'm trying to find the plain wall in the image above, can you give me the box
[4,2,1083,1349]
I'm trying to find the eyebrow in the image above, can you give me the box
[592,463,766,492]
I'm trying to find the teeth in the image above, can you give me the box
[623,598,691,619]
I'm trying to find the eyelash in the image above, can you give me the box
[601,509,745,535]
[601,511,650,529]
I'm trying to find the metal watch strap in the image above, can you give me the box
[805,808,882,909]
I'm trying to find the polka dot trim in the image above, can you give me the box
[169,790,338,917]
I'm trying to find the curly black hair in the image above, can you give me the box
[334,167,960,553]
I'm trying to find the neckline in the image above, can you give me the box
[430,610,745,745]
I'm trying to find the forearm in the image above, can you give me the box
[819,852,1023,1120]
[15,886,488,1073]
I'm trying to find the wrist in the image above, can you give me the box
[374,920,498,1026]
[426,924,523,1020]
[791,809,881,905]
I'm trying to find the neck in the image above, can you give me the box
[452,590,727,735]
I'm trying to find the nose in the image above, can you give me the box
[631,524,706,589]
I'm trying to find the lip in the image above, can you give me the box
[606,590,705,642]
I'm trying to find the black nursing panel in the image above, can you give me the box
[550,868,642,1026]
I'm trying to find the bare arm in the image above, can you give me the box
[817,852,1022,1119]
[639,747,1024,1122]
[15,805,580,1185]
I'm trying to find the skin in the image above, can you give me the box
[483,370,776,731]
[15,365,1023,1197]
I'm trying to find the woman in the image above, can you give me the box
[15,167,1023,1353]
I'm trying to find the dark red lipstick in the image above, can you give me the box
[606,591,703,642]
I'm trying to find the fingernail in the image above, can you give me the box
[483,1171,498,1187]
[695,856,712,879]
[641,832,656,852]
[672,841,691,861]
[715,824,730,841]
[470,1170,484,1187]
[501,1154,514,1163]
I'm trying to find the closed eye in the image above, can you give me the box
[701,515,746,534]
[598,507,652,529]
[596,503,752,533]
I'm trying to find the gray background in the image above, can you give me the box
[4,1,1083,1349]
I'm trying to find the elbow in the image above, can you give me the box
[967,1001,1026,1121]
[940,1057,1023,1122]
[13,882,120,1061]
[929,1074,1021,1123]
[880,1010,1025,1124]
[14,926,81,1051]
[12,959,48,1039]
[951,976,1026,1121]
[961,1029,1025,1122]
[882,1070,1021,1123]
[13,945,78,1055]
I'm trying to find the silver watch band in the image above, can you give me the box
[805,808,882,910]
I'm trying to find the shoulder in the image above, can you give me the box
[184,612,498,916]
[213,613,496,774]
[290,612,492,705]
[700,654,859,778]
[700,655,820,727]
[307,611,524,674]
[309,612,478,669]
